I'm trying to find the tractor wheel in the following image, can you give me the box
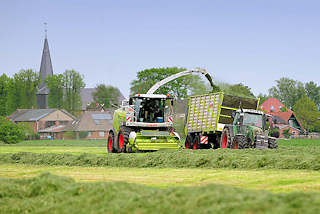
[185,135,193,149]
[117,126,131,153]
[220,128,231,149]
[107,132,116,153]
[193,135,200,150]
[231,135,249,149]
[268,138,278,149]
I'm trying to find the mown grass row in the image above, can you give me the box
[1,147,320,170]
[0,173,319,214]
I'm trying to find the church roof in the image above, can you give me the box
[38,37,53,93]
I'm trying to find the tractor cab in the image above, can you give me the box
[233,109,268,131]
[128,94,174,124]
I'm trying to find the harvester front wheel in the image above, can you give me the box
[117,126,131,153]
[220,128,231,149]
[185,135,193,149]
[107,132,116,153]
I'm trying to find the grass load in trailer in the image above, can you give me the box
[184,92,277,149]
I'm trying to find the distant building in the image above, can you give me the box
[9,109,75,139]
[36,36,53,109]
[65,110,114,139]
[260,98,305,138]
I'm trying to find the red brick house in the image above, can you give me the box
[9,109,75,139]
[260,98,305,138]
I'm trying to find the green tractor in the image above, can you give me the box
[220,109,278,149]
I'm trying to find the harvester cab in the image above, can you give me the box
[127,94,174,125]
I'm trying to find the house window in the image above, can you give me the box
[99,131,105,137]
[45,121,56,128]
[88,132,92,137]
[270,105,275,112]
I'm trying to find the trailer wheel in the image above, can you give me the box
[268,138,278,149]
[193,135,200,150]
[117,126,131,153]
[220,128,231,149]
[185,135,193,149]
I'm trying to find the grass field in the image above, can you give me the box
[1,138,320,213]
[1,164,320,192]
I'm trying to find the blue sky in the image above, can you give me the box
[1,0,319,98]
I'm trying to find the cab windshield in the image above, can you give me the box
[131,97,170,123]
[243,113,263,128]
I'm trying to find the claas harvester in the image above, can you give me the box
[107,68,215,153]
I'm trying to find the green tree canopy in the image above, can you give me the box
[305,81,320,110]
[0,74,9,116]
[6,69,39,114]
[93,84,121,108]
[130,67,217,98]
[46,74,64,109]
[293,95,320,132]
[269,78,306,109]
[46,70,85,115]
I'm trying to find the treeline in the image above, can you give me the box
[0,69,86,116]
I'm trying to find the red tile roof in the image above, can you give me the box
[260,98,292,113]
[270,111,293,122]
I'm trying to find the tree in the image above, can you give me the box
[46,74,64,108]
[0,74,9,116]
[305,81,320,110]
[0,117,25,144]
[62,70,85,114]
[130,67,216,98]
[93,84,121,108]
[293,95,320,132]
[269,78,305,109]
[6,69,39,114]
[46,70,85,114]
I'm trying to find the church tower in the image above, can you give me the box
[36,29,53,109]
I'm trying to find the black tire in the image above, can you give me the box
[185,135,193,149]
[193,135,200,150]
[268,138,278,149]
[117,126,132,153]
[107,132,116,153]
[231,135,249,149]
[220,128,232,149]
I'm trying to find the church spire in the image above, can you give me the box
[37,23,53,109]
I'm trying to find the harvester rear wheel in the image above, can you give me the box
[268,138,278,149]
[185,135,193,149]
[117,126,131,153]
[107,132,116,153]
[220,128,231,149]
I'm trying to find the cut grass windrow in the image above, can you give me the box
[1,148,320,170]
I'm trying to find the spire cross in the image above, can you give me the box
[44,22,47,38]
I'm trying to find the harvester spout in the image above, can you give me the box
[146,68,215,94]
